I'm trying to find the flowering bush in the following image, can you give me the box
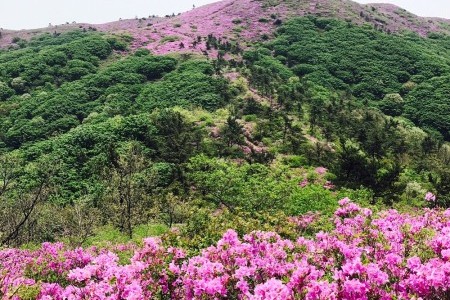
[2,198,450,299]
[425,192,436,202]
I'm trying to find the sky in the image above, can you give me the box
[0,0,218,30]
[1,0,449,30]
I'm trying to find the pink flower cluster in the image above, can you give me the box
[315,167,328,175]
[425,192,436,202]
[288,212,320,231]
[118,0,276,55]
[298,166,335,190]
[2,199,450,299]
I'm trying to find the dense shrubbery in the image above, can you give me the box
[0,32,114,92]
[0,32,238,246]
[243,17,450,208]
[137,60,231,110]
[0,52,179,150]
[252,17,450,139]
[405,75,450,140]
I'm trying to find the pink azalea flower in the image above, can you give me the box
[425,192,436,202]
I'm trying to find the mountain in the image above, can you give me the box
[2,0,450,54]
[1,1,450,298]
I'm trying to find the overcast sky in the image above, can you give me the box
[1,0,449,30]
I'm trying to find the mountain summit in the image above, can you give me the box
[1,0,450,54]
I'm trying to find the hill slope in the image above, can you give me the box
[2,0,450,54]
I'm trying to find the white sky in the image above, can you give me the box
[0,0,218,30]
[0,0,449,30]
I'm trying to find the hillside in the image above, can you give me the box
[1,1,450,299]
[2,0,450,54]
[0,0,448,231]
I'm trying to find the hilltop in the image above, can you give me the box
[2,0,450,54]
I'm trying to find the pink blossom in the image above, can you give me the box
[315,167,327,175]
[2,198,450,299]
[298,178,308,188]
[425,192,436,202]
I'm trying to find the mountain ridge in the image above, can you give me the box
[1,0,449,54]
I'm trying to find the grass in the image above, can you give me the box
[16,224,169,266]
[84,223,169,247]
[17,224,168,250]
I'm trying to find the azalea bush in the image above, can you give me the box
[2,198,450,299]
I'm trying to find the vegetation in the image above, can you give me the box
[260,17,450,139]
[3,200,450,299]
[0,13,449,298]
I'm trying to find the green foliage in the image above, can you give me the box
[137,60,230,110]
[153,109,201,164]
[405,75,450,140]
[186,155,340,214]
[84,224,168,247]
[164,207,298,254]
[264,17,450,138]
[286,184,338,215]
[379,93,404,117]
[15,284,41,300]
[106,36,129,51]
[0,81,14,100]
[242,17,450,208]
[220,116,245,148]
[0,33,113,93]
[160,36,180,44]
[1,21,450,249]
[0,50,181,150]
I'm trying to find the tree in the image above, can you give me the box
[405,76,450,140]
[368,159,403,204]
[307,84,332,131]
[0,81,14,100]
[103,142,152,238]
[0,152,22,197]
[221,116,245,148]
[379,93,404,116]
[152,191,188,228]
[0,155,57,246]
[430,169,450,207]
[154,110,199,164]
